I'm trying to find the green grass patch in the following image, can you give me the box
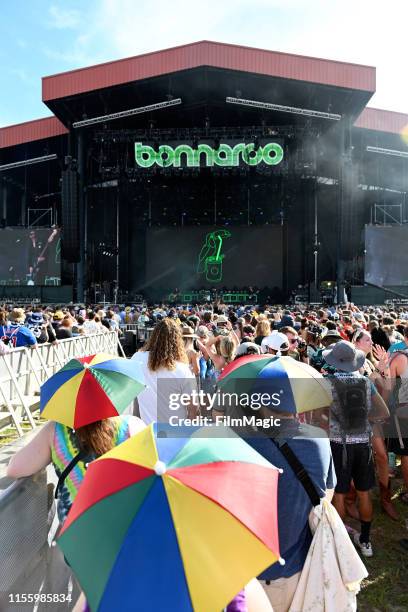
[352,482,408,611]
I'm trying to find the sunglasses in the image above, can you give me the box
[289,338,299,344]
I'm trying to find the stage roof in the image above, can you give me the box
[354,107,408,135]
[0,41,407,151]
[42,40,376,101]
[0,116,68,149]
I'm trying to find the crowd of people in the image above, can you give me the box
[5,299,408,611]
[0,305,121,353]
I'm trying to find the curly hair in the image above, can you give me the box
[76,420,115,456]
[142,318,188,371]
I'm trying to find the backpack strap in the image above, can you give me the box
[55,449,87,500]
[273,440,321,507]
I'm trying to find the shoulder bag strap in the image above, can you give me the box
[273,440,321,507]
[55,449,87,499]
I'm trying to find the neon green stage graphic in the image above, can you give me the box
[197,229,231,282]
[135,141,284,168]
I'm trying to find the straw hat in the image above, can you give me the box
[181,326,198,339]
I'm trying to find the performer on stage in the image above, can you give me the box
[27,228,58,285]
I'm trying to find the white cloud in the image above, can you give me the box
[43,0,408,113]
[9,68,35,85]
[48,5,81,29]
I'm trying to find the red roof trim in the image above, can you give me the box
[354,107,408,135]
[42,40,376,102]
[0,116,68,149]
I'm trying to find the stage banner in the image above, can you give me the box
[134,138,285,169]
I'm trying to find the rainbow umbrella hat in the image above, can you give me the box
[58,423,283,612]
[218,355,332,414]
[40,353,145,428]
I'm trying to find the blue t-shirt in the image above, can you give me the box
[0,324,37,348]
[248,421,336,580]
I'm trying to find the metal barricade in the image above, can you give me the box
[0,332,124,436]
[0,472,79,611]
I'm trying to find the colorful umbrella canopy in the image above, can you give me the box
[40,353,145,428]
[58,423,282,612]
[217,355,332,414]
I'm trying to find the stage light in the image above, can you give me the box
[72,98,182,128]
[226,97,342,121]
[366,146,408,159]
[0,154,58,172]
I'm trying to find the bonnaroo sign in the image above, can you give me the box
[134,141,284,168]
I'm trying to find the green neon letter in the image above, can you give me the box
[214,144,233,167]
[135,142,156,167]
[242,143,263,166]
[174,145,194,167]
[232,143,246,166]
[193,144,214,167]
[262,143,284,165]
[156,145,175,168]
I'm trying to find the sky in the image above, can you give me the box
[1,0,407,128]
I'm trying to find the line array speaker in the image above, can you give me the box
[61,170,80,263]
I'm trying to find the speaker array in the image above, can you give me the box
[61,170,80,263]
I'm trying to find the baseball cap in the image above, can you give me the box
[261,332,289,355]
[235,342,261,357]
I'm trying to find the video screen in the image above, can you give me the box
[0,228,61,286]
[365,225,408,287]
[145,226,282,293]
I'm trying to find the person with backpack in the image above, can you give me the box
[382,335,408,505]
[323,341,389,557]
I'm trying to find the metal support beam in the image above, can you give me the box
[76,130,85,302]
[2,183,7,222]
[336,122,345,304]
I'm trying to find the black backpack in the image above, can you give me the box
[332,376,369,436]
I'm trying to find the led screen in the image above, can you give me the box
[0,228,61,286]
[145,226,282,293]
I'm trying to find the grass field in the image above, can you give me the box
[355,478,408,612]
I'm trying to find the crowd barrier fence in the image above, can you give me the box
[0,332,125,436]
[121,325,154,355]
[0,471,79,611]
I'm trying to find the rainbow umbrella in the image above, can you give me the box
[40,353,145,428]
[218,355,332,414]
[58,423,282,612]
